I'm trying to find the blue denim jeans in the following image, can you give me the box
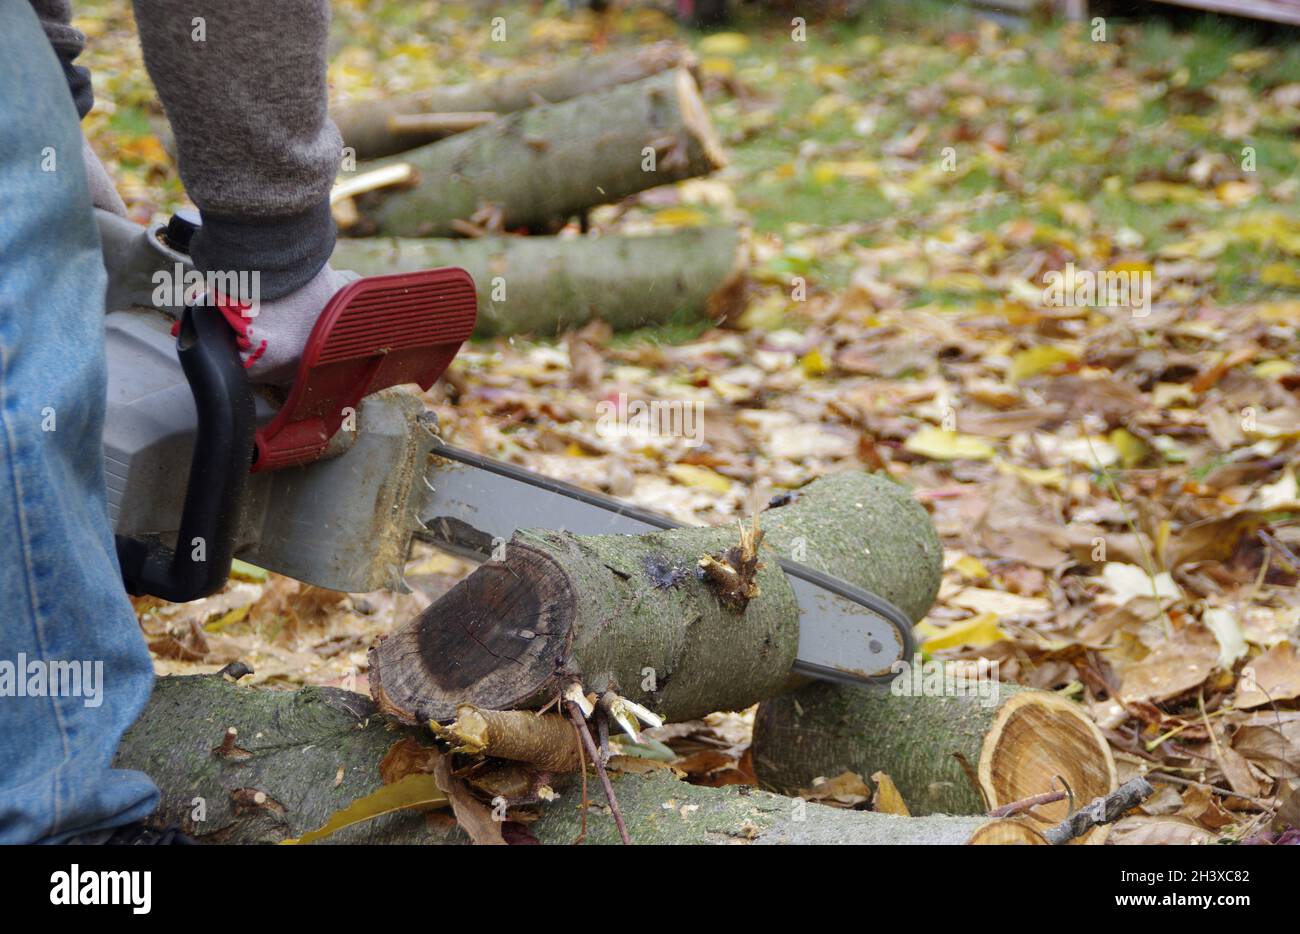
[0,1,158,843]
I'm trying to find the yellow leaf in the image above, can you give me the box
[1230,49,1274,71]
[997,462,1070,491]
[951,554,990,580]
[1256,300,1300,323]
[1109,428,1148,468]
[652,206,709,227]
[871,772,911,816]
[699,57,735,79]
[931,272,988,294]
[668,463,732,493]
[1008,344,1077,382]
[1261,263,1300,288]
[204,604,250,633]
[904,427,995,461]
[1129,181,1203,205]
[916,612,1010,651]
[811,160,880,184]
[1215,180,1257,207]
[698,32,749,56]
[709,376,751,402]
[800,348,828,378]
[280,773,448,845]
[1254,359,1295,379]
[229,559,268,583]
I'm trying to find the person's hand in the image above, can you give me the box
[215,264,360,385]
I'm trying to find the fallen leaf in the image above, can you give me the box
[1099,563,1181,605]
[1118,626,1219,702]
[916,612,1011,651]
[1202,607,1248,671]
[1236,642,1300,709]
[949,587,1051,618]
[1009,344,1077,382]
[1108,815,1216,845]
[1233,711,1300,779]
[802,771,872,808]
[280,773,447,845]
[871,771,911,816]
[667,463,732,493]
[904,426,995,461]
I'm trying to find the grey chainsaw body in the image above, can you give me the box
[100,209,912,683]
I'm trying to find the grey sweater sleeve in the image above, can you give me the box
[28,0,94,118]
[132,0,341,298]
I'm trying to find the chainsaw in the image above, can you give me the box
[99,209,914,685]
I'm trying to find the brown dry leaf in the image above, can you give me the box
[1117,625,1219,703]
[379,737,443,785]
[245,575,351,642]
[1177,783,1238,831]
[1232,711,1300,779]
[870,771,911,816]
[1108,815,1218,845]
[432,749,506,846]
[1213,736,1266,799]
[957,405,1065,438]
[801,771,872,808]
[1235,642,1300,709]
[147,619,209,661]
[1166,511,1271,569]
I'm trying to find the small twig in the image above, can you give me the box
[566,700,631,845]
[216,727,238,755]
[211,726,251,761]
[1259,530,1300,574]
[1043,777,1154,845]
[1145,772,1277,807]
[988,788,1067,818]
[597,711,611,766]
[216,661,254,681]
[568,713,588,845]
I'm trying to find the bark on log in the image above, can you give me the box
[752,679,1119,842]
[333,42,694,160]
[114,674,1036,844]
[330,227,747,337]
[357,68,726,238]
[369,471,943,726]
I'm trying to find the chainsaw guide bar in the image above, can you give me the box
[419,443,915,685]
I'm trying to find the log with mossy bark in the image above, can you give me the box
[752,679,1119,842]
[333,42,695,160]
[369,471,944,727]
[330,226,747,337]
[113,674,1040,844]
[355,68,726,238]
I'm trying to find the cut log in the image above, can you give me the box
[330,227,747,337]
[369,471,943,726]
[357,68,726,238]
[752,679,1118,842]
[333,41,695,159]
[114,674,1035,844]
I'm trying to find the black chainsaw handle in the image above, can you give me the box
[116,302,254,602]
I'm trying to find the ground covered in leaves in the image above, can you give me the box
[80,0,1300,843]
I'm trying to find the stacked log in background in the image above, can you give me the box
[330,45,739,338]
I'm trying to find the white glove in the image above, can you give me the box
[215,264,361,385]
